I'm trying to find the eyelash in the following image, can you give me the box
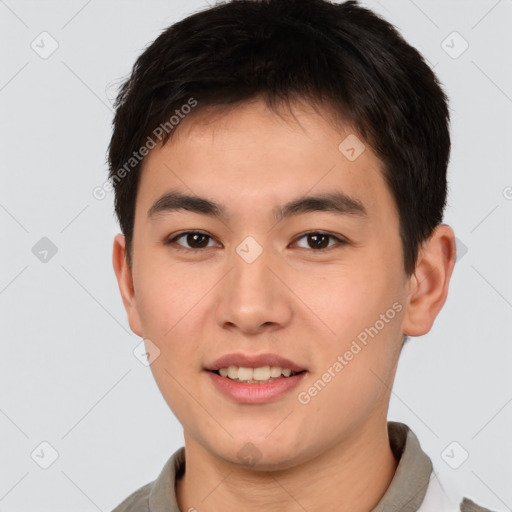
[164,230,348,252]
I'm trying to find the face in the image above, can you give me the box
[113,97,438,470]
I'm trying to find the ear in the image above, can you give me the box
[402,224,457,337]
[112,233,143,337]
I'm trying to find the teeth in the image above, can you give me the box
[227,366,238,379]
[216,365,298,381]
[253,366,270,380]
[270,366,282,378]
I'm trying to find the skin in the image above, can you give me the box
[113,97,456,512]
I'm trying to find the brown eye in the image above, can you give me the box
[294,232,347,250]
[184,233,209,248]
[307,233,330,249]
[166,231,219,250]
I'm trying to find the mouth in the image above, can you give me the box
[204,353,308,402]
[206,366,308,404]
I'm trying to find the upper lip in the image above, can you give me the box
[205,353,307,372]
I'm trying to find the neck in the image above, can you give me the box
[176,419,398,512]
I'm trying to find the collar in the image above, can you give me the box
[371,422,433,511]
[147,421,433,512]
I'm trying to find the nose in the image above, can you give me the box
[214,242,293,335]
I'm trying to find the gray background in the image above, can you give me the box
[0,0,511,510]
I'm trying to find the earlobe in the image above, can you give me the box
[112,234,143,337]
[402,224,457,337]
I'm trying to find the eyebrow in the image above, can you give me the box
[147,189,367,222]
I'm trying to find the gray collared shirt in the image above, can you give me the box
[111,421,493,512]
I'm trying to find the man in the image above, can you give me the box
[108,1,494,510]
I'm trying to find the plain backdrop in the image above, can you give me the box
[0,0,511,510]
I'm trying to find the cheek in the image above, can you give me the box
[134,253,211,335]
[131,258,216,399]
[295,280,404,430]
[135,260,209,415]
[293,262,399,340]
[293,254,405,390]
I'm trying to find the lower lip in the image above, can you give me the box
[206,370,307,404]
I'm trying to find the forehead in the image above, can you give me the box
[136,98,397,224]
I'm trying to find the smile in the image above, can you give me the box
[206,368,307,404]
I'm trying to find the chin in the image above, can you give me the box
[210,437,307,472]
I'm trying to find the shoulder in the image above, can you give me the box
[110,481,152,512]
[459,497,496,512]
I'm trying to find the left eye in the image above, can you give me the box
[293,232,346,250]
[166,231,219,250]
